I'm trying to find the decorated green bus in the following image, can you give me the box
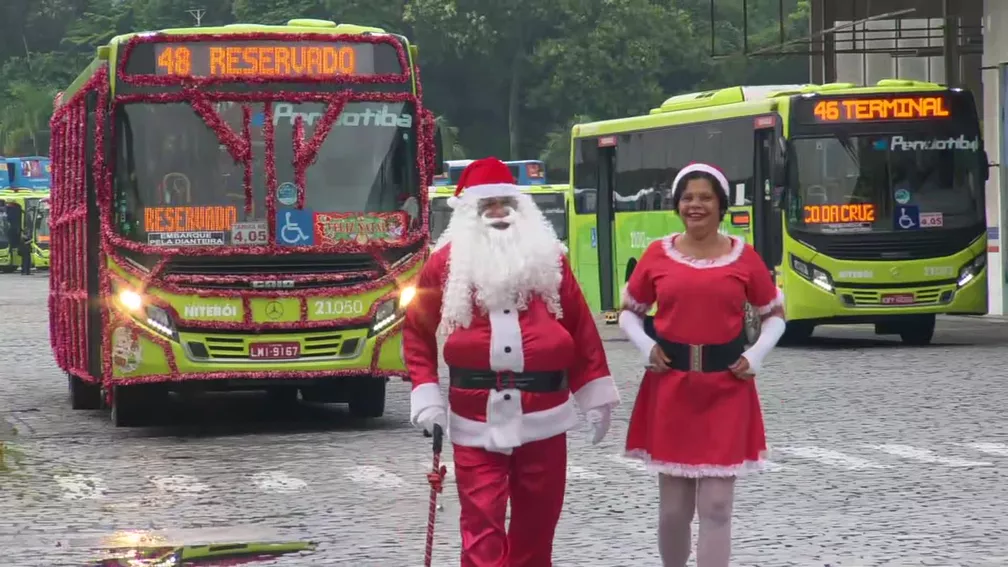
[48,19,443,425]
[570,80,988,344]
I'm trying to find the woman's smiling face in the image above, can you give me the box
[678,177,721,234]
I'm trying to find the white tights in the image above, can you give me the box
[657,474,735,567]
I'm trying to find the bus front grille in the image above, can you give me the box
[792,226,984,261]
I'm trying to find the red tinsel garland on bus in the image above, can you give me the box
[47,32,436,391]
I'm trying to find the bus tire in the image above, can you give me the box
[348,377,387,419]
[68,374,101,410]
[781,321,814,344]
[111,384,159,427]
[898,315,936,346]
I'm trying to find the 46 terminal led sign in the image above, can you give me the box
[808,95,951,123]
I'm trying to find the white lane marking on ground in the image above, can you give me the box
[869,444,993,467]
[566,464,603,480]
[963,442,1008,457]
[345,465,406,489]
[774,446,890,469]
[54,474,107,500]
[250,471,307,493]
[148,475,209,494]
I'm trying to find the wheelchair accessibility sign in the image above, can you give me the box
[276,208,314,246]
[894,205,919,231]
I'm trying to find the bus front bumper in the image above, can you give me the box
[783,266,988,324]
[107,320,407,385]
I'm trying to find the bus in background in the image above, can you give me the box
[49,19,442,426]
[433,158,547,186]
[7,156,52,190]
[428,182,572,252]
[0,189,50,272]
[571,80,988,345]
[27,197,50,270]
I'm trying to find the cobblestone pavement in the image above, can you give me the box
[2,273,1008,566]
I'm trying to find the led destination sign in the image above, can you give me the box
[803,204,876,224]
[808,95,951,123]
[145,41,392,78]
[144,205,237,233]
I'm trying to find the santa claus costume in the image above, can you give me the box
[617,162,786,566]
[404,157,620,567]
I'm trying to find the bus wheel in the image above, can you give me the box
[781,322,814,345]
[347,377,387,419]
[68,374,101,410]
[111,384,159,427]
[898,315,936,346]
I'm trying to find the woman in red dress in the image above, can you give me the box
[618,162,786,567]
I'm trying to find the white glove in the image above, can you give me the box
[585,406,612,445]
[415,405,447,434]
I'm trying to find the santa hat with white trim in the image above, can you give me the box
[446,157,520,209]
[671,162,731,201]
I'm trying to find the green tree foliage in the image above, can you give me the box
[0,0,809,163]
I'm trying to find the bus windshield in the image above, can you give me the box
[530,192,567,240]
[113,100,421,246]
[34,206,50,246]
[788,128,984,234]
[429,196,452,242]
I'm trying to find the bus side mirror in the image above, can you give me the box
[772,136,788,186]
[983,150,990,182]
[433,125,445,176]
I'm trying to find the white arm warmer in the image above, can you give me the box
[741,315,785,374]
[618,310,657,360]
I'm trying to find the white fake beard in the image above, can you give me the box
[438,195,564,337]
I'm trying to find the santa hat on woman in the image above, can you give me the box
[446,157,521,209]
[670,162,731,201]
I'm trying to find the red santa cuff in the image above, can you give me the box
[572,376,620,412]
[409,382,445,421]
[754,288,785,315]
[620,285,651,315]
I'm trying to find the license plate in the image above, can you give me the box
[881,293,915,305]
[249,342,301,359]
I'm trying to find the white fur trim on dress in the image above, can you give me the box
[458,182,521,203]
[572,375,621,411]
[671,163,730,201]
[620,284,651,314]
[754,288,785,315]
[409,382,444,424]
[448,397,580,451]
[624,448,772,478]
[661,233,745,269]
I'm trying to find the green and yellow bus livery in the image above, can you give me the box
[570,80,988,344]
[48,20,444,425]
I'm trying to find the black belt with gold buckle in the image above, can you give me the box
[644,316,746,372]
[448,367,568,392]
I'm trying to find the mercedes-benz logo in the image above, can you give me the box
[265,301,284,320]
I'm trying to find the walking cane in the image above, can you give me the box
[424,423,447,567]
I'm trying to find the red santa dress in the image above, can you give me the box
[622,233,783,477]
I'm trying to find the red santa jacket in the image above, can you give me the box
[403,245,620,452]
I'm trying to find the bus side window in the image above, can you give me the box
[573,138,598,215]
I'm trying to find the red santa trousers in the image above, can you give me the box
[453,433,567,567]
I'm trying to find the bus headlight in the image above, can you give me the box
[790,254,834,293]
[115,287,178,341]
[957,254,986,288]
[372,285,417,335]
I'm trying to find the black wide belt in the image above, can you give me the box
[644,316,747,372]
[448,367,568,392]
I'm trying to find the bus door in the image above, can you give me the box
[752,117,783,271]
[595,137,618,313]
